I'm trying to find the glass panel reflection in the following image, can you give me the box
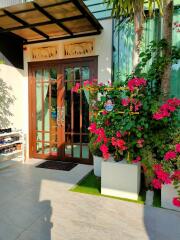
[36,142,42,154]
[65,145,72,157]
[44,133,50,142]
[36,132,42,141]
[82,135,89,143]
[36,83,42,131]
[73,92,80,133]
[51,82,57,143]
[35,69,42,82]
[35,68,58,156]
[73,145,80,158]
[74,68,80,82]
[73,135,80,143]
[51,144,57,154]
[50,68,57,81]
[82,67,90,80]
[44,143,50,154]
[82,145,89,159]
[65,68,73,90]
[44,69,49,82]
[44,82,50,131]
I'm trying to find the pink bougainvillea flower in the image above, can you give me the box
[153,164,171,184]
[132,156,141,163]
[164,151,177,161]
[152,178,162,189]
[121,98,130,107]
[137,139,144,148]
[172,197,180,207]
[153,110,170,120]
[111,138,127,151]
[160,103,176,113]
[98,82,104,86]
[175,144,180,153]
[102,110,108,115]
[100,144,110,160]
[134,101,142,111]
[166,98,180,107]
[153,164,163,172]
[95,128,108,145]
[83,80,93,87]
[116,139,127,151]
[116,131,122,138]
[88,123,97,134]
[153,112,164,120]
[127,77,147,92]
[100,144,108,153]
[171,170,180,181]
[153,98,180,120]
[108,80,112,86]
[92,78,97,83]
[111,137,117,147]
[96,128,105,138]
[71,83,80,93]
[131,98,142,111]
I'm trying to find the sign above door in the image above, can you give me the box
[0,0,103,45]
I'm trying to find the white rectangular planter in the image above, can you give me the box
[161,184,180,211]
[93,156,103,177]
[101,160,141,200]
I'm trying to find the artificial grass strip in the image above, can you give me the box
[70,170,160,206]
[71,171,161,207]
[71,171,101,195]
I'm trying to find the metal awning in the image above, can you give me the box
[0,0,103,44]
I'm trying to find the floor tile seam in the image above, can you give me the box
[14,205,52,240]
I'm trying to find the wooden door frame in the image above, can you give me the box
[28,56,98,164]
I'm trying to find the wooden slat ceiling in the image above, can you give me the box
[0,0,103,44]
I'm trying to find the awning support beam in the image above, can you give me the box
[25,30,101,45]
[3,9,49,39]
[0,15,84,34]
[33,2,73,36]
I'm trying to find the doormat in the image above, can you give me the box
[36,161,78,171]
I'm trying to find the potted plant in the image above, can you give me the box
[89,135,104,177]
[87,78,147,200]
[146,99,180,210]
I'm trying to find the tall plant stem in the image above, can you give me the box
[161,0,173,100]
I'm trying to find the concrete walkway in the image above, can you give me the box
[0,160,179,240]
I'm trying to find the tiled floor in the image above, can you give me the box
[0,160,180,240]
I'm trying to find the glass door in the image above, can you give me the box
[30,64,61,159]
[61,59,97,164]
[29,57,97,163]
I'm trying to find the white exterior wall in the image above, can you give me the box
[19,18,112,159]
[0,64,24,130]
